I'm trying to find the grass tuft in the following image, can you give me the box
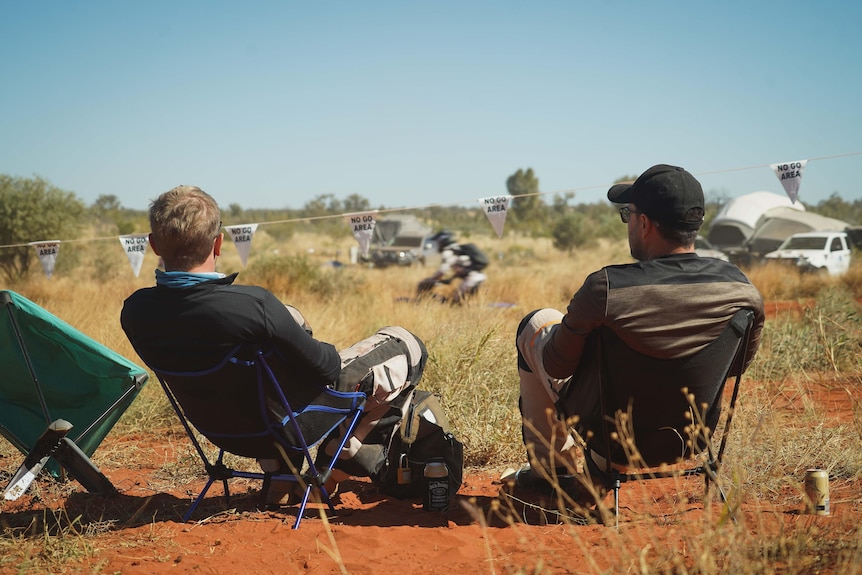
[3,231,862,573]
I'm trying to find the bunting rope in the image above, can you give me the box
[3,151,860,250]
[3,152,861,278]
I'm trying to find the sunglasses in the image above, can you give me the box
[618,206,642,224]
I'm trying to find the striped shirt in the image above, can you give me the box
[543,253,764,379]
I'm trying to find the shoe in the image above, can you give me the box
[500,465,600,525]
[501,465,576,498]
[323,468,348,497]
[266,479,301,507]
[306,475,342,504]
[503,464,604,507]
[269,468,348,507]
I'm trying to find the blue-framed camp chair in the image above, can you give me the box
[1,290,148,499]
[559,308,755,527]
[150,344,366,529]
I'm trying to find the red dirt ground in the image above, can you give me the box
[1,300,859,574]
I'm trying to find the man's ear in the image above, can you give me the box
[640,214,654,235]
[148,233,160,255]
[214,233,223,257]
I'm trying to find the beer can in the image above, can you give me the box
[803,469,830,515]
[423,461,449,512]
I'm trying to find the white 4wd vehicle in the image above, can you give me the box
[764,231,852,276]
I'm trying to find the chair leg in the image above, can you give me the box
[222,479,231,506]
[290,469,339,530]
[585,449,620,527]
[184,476,218,522]
[293,484,314,529]
[261,473,272,506]
[702,470,713,519]
[702,463,737,525]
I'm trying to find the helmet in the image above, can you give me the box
[430,230,455,252]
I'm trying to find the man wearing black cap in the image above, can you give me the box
[507,164,765,501]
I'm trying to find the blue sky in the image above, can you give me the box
[1,1,860,212]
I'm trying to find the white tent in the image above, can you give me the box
[746,207,849,256]
[707,191,804,250]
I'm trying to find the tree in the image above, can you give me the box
[301,194,343,217]
[551,192,575,212]
[228,203,244,219]
[93,194,122,214]
[810,192,862,225]
[507,168,545,232]
[0,175,85,280]
[91,194,123,231]
[343,194,371,213]
[552,212,598,253]
[89,194,144,236]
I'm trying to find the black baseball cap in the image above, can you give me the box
[607,164,704,230]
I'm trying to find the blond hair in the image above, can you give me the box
[149,185,221,270]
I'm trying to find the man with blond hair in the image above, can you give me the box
[121,185,427,505]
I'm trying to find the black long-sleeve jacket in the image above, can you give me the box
[121,274,341,386]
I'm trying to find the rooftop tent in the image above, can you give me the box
[707,191,804,250]
[0,290,148,490]
[371,214,432,245]
[746,207,850,256]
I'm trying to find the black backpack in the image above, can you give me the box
[374,390,464,501]
[455,243,488,271]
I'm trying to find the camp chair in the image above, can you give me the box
[150,344,366,529]
[0,290,148,499]
[562,308,755,527]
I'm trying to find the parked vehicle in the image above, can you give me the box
[763,231,852,276]
[369,234,436,267]
[361,215,435,268]
[694,236,729,261]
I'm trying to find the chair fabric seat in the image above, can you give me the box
[559,307,755,526]
[588,309,753,468]
[151,344,366,528]
[0,290,147,495]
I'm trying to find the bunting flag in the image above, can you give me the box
[344,212,377,257]
[4,153,858,280]
[29,241,61,279]
[478,195,511,238]
[224,224,258,267]
[118,234,149,277]
[770,159,808,204]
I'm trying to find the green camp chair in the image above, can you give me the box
[0,290,148,499]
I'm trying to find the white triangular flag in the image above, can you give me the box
[770,159,808,204]
[344,212,377,257]
[225,224,258,267]
[118,234,149,277]
[479,195,511,238]
[29,241,61,279]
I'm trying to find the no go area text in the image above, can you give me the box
[483,197,508,213]
[776,162,803,180]
[350,215,375,232]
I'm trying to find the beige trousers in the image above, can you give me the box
[516,308,580,472]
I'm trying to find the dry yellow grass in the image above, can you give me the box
[4,231,862,574]
[8,231,862,472]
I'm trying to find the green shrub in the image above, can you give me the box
[243,254,365,301]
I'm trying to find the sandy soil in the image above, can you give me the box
[1,300,860,574]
